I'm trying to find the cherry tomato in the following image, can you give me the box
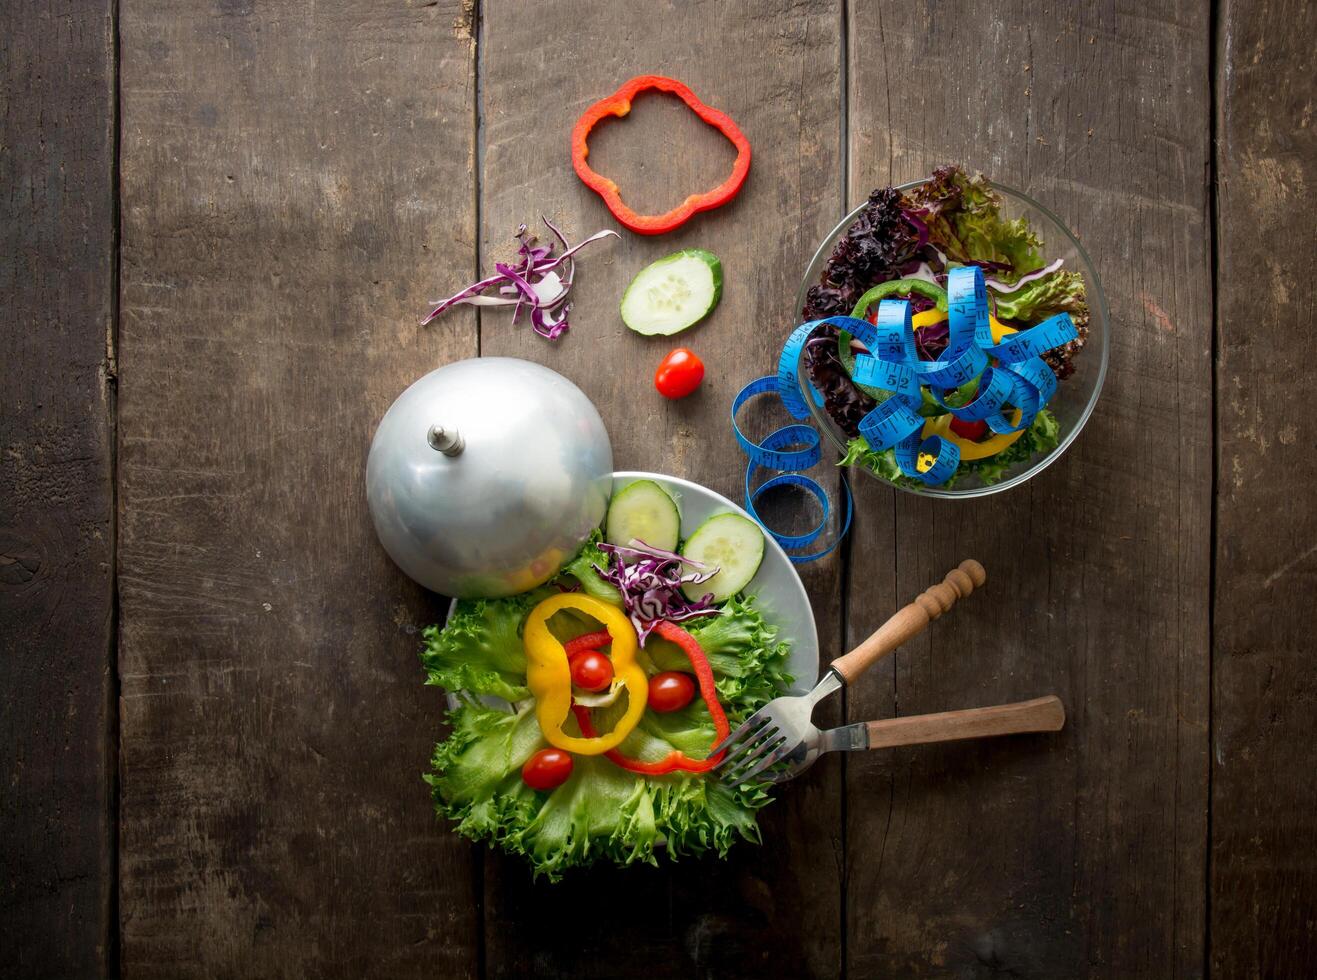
[521,748,573,791]
[654,348,705,399]
[570,651,614,692]
[949,417,989,441]
[648,671,696,713]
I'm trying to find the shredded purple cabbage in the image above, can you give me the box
[915,320,950,360]
[423,219,618,340]
[903,209,930,250]
[593,540,720,645]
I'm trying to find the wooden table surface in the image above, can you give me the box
[3,1,1314,977]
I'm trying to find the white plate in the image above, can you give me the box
[444,471,820,701]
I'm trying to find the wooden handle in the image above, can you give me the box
[864,695,1066,751]
[830,559,986,684]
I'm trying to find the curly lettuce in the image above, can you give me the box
[420,591,548,702]
[428,710,772,882]
[907,165,1044,278]
[993,269,1088,324]
[842,408,1061,490]
[558,529,622,604]
[963,407,1061,484]
[841,435,910,486]
[422,548,792,881]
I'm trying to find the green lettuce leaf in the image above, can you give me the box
[428,697,775,881]
[993,270,1088,325]
[841,435,915,487]
[907,165,1043,279]
[420,592,545,702]
[559,529,623,604]
[956,213,1043,278]
[426,699,543,839]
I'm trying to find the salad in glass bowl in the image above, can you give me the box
[419,475,813,881]
[795,165,1108,496]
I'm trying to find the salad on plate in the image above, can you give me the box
[800,164,1090,488]
[420,479,795,880]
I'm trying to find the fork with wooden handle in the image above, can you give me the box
[760,695,1065,784]
[713,559,988,784]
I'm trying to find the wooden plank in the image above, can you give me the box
[116,3,481,976]
[475,2,845,976]
[0,3,117,976]
[843,3,1212,976]
[1211,0,1317,973]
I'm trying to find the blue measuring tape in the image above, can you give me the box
[731,266,1078,561]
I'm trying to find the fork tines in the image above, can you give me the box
[714,715,789,784]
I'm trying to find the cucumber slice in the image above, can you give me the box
[680,513,764,602]
[620,249,722,336]
[605,480,681,553]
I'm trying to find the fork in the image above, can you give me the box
[714,559,987,784]
[756,695,1066,784]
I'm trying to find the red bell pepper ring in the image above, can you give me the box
[571,619,731,775]
[571,75,751,236]
[564,630,613,659]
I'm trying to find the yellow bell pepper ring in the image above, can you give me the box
[923,408,1025,459]
[522,593,648,755]
[911,307,1017,343]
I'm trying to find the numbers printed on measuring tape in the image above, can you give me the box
[985,312,1077,365]
[852,354,918,399]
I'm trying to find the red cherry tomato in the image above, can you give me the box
[648,671,696,713]
[570,651,614,692]
[654,348,705,399]
[521,748,574,791]
[949,417,989,441]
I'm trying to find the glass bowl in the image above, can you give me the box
[792,178,1109,498]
